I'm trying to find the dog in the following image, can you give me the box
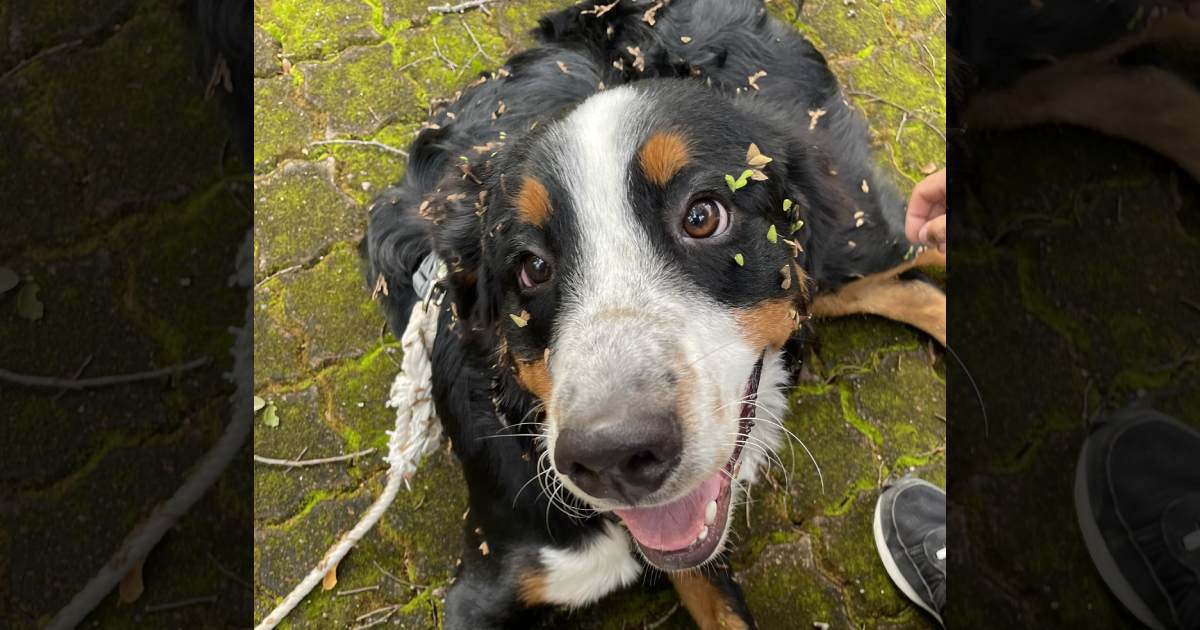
[365,0,946,627]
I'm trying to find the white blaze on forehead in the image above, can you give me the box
[548,86,671,308]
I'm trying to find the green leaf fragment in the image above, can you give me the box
[725,174,737,192]
[733,253,745,267]
[766,224,778,243]
[262,402,280,428]
[782,198,793,213]
[0,267,18,295]
[254,396,266,413]
[17,281,43,321]
[791,220,804,233]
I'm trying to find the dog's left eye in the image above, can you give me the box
[518,254,553,289]
[682,198,729,239]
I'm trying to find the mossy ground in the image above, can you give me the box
[1,0,251,626]
[252,0,946,627]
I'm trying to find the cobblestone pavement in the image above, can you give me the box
[1,0,251,627]
[252,0,946,627]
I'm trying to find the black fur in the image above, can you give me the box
[365,1,917,626]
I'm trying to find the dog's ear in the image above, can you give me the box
[428,177,495,333]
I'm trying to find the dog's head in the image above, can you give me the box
[436,80,835,570]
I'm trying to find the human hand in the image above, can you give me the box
[905,169,946,253]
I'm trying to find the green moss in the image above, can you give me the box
[301,43,421,135]
[255,158,362,280]
[254,74,317,172]
[838,381,884,446]
[262,0,381,61]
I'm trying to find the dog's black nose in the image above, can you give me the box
[554,412,681,503]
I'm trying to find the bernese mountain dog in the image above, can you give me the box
[365,0,946,627]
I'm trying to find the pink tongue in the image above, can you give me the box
[614,472,723,551]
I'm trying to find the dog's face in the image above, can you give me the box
[455,82,812,570]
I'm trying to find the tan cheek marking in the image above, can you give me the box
[638,131,690,186]
[669,571,750,630]
[735,298,796,351]
[515,176,552,227]
[514,355,553,401]
[517,570,548,606]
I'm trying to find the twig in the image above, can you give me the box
[356,604,401,622]
[431,37,458,70]
[254,448,376,468]
[454,51,481,81]
[351,613,396,630]
[846,90,947,143]
[428,0,496,14]
[283,446,309,475]
[310,139,408,158]
[396,55,434,73]
[336,584,380,597]
[0,39,83,84]
[144,595,219,613]
[0,357,209,390]
[895,112,908,143]
[644,602,680,629]
[254,264,303,289]
[460,19,497,64]
[372,560,429,590]
[52,354,93,402]
[207,552,253,589]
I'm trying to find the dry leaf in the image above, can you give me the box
[749,169,768,181]
[497,67,511,77]
[119,560,145,604]
[556,60,569,73]
[848,240,857,249]
[855,218,865,228]
[588,0,619,16]
[510,311,529,328]
[626,46,645,72]
[479,541,490,556]
[748,70,767,90]
[861,179,870,193]
[323,563,339,591]
[746,143,773,167]
[780,265,792,290]
[680,36,693,44]
[643,1,664,25]
[371,274,389,299]
[807,108,826,130]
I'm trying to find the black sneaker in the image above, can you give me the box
[1075,408,1200,630]
[874,476,947,626]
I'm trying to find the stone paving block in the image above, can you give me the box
[278,244,380,369]
[255,75,318,173]
[255,158,361,279]
[1,0,138,66]
[255,25,283,77]
[300,43,421,136]
[259,0,381,61]
[256,487,375,596]
[320,344,404,457]
[254,288,307,388]
[377,448,468,583]
[395,12,508,113]
[253,386,360,523]
[312,136,411,205]
[737,539,854,629]
[785,383,879,521]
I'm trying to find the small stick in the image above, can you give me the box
[310,139,408,158]
[207,552,252,589]
[355,604,401,622]
[1,39,83,84]
[253,448,376,468]
[396,55,433,73]
[372,560,429,590]
[255,264,303,289]
[427,0,496,14]
[0,357,209,390]
[144,595,219,614]
[336,584,380,597]
[895,112,908,143]
[52,354,93,402]
[283,446,309,475]
[431,37,458,70]
[644,602,680,629]
[461,19,497,64]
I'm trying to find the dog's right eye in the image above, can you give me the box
[518,254,552,289]
[682,198,729,239]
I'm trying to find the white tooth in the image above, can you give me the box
[704,500,717,525]
[698,526,709,541]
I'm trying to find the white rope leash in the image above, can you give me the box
[255,260,445,629]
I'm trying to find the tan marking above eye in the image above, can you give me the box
[516,176,552,227]
[735,298,798,351]
[638,131,690,187]
[514,354,553,401]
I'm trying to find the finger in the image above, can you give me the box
[905,169,947,243]
[925,215,947,248]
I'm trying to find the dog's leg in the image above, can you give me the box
[442,544,544,630]
[669,565,756,630]
[966,9,1200,180]
[811,249,947,346]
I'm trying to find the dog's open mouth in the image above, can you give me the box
[612,355,764,571]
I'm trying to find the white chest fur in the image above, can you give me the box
[537,520,642,608]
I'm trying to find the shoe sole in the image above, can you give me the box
[1073,431,1168,630]
[873,490,944,626]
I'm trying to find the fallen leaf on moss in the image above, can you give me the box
[118,560,144,604]
[254,396,266,412]
[322,563,338,591]
[262,402,279,428]
[861,179,870,193]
